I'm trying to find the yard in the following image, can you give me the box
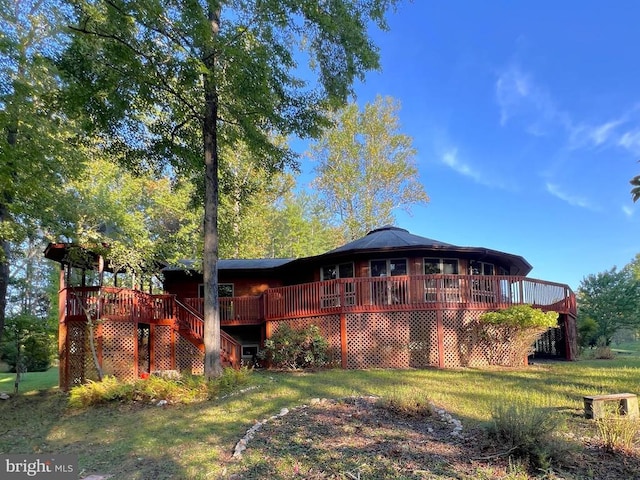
[1,346,640,479]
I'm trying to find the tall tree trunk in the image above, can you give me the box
[0,207,9,345]
[0,122,17,345]
[202,5,222,379]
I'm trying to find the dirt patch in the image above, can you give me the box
[227,397,640,479]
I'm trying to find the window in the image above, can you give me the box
[320,263,355,307]
[321,263,354,280]
[469,260,494,276]
[469,261,495,302]
[198,283,234,298]
[424,258,460,302]
[424,258,459,275]
[370,259,407,277]
[370,259,408,304]
[241,344,260,367]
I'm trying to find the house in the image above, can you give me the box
[45,225,577,390]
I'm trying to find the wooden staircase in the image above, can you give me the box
[173,298,241,368]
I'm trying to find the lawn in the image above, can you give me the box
[1,352,640,479]
[0,367,59,394]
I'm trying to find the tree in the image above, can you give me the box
[1,238,58,391]
[577,266,640,345]
[67,157,202,273]
[0,0,85,344]
[61,0,398,379]
[309,95,429,240]
[631,173,640,202]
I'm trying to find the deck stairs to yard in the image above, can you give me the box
[173,297,241,367]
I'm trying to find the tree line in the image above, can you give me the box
[577,255,640,349]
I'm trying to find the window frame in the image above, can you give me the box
[198,283,235,298]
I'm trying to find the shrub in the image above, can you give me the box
[486,399,564,471]
[594,336,616,359]
[69,367,252,407]
[481,305,558,329]
[69,376,132,408]
[378,386,432,418]
[259,324,330,369]
[595,403,640,452]
[475,305,558,366]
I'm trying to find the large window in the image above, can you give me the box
[198,283,234,298]
[424,258,459,275]
[370,259,407,277]
[469,260,494,276]
[320,262,355,307]
[370,259,407,304]
[424,258,460,302]
[321,263,354,280]
[469,261,495,302]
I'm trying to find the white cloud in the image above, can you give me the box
[498,69,640,158]
[618,129,640,155]
[546,182,599,210]
[440,148,513,190]
[495,65,569,133]
[622,205,634,217]
[590,120,623,145]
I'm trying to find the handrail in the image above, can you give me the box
[173,298,241,367]
[185,296,262,324]
[264,274,576,320]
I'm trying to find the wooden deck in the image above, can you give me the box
[57,275,576,387]
[61,274,575,329]
[263,275,576,320]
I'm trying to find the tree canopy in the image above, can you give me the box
[309,95,429,240]
[61,0,399,378]
[0,0,87,343]
[577,265,640,345]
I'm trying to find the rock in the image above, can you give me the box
[0,392,10,400]
[156,400,168,407]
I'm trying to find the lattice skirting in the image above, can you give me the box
[175,333,204,375]
[345,311,439,369]
[153,325,174,371]
[273,309,542,369]
[101,321,137,382]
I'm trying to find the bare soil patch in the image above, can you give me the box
[228,397,640,479]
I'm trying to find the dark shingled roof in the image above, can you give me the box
[325,225,455,254]
[45,226,533,276]
[162,258,293,272]
[294,225,532,275]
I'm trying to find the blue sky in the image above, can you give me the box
[301,1,640,291]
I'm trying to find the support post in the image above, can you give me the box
[58,265,67,390]
[340,313,348,369]
[436,309,444,368]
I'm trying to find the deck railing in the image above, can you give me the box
[184,297,262,325]
[63,275,575,327]
[62,286,241,366]
[265,275,576,320]
[64,286,160,323]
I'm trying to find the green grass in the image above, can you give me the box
[611,340,640,357]
[0,349,640,479]
[0,367,58,394]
